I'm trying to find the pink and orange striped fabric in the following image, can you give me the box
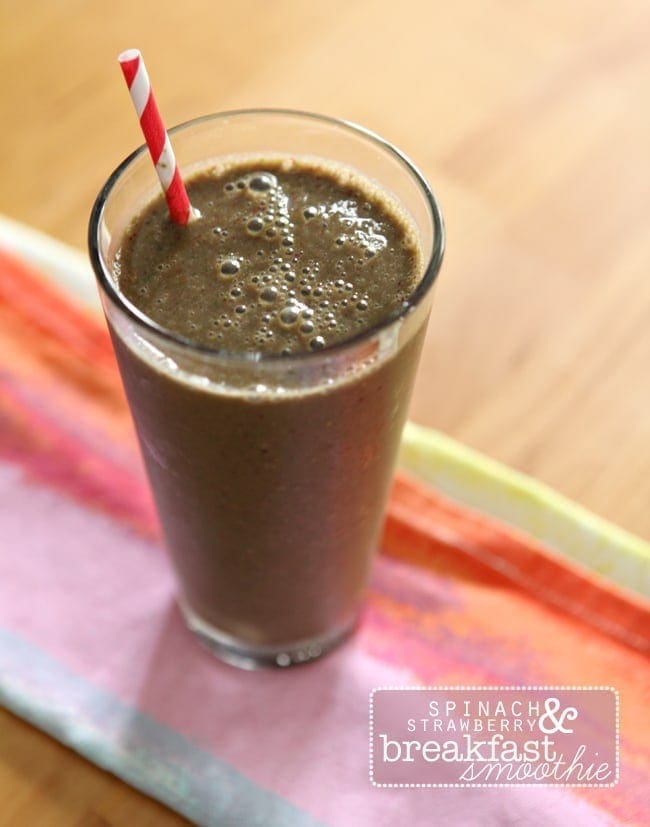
[0,247,648,826]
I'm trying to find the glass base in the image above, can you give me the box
[179,599,358,670]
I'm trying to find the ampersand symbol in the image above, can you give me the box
[538,697,579,734]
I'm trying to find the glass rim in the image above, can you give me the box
[88,108,445,364]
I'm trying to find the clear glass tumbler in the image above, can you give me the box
[89,110,444,669]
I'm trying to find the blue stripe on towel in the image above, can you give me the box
[0,627,326,827]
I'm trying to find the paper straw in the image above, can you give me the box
[118,49,194,225]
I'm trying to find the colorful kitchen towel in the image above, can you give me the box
[0,242,649,827]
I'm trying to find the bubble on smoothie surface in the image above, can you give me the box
[247,217,264,234]
[248,173,277,193]
[259,286,278,304]
[279,305,300,327]
[219,258,241,276]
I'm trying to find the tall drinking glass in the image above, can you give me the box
[89,110,444,669]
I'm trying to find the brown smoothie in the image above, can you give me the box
[111,158,425,657]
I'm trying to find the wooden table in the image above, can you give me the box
[1,0,648,823]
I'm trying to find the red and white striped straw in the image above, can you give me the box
[118,49,194,225]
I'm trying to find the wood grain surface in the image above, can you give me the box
[1,0,648,823]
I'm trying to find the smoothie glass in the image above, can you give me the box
[89,110,444,669]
